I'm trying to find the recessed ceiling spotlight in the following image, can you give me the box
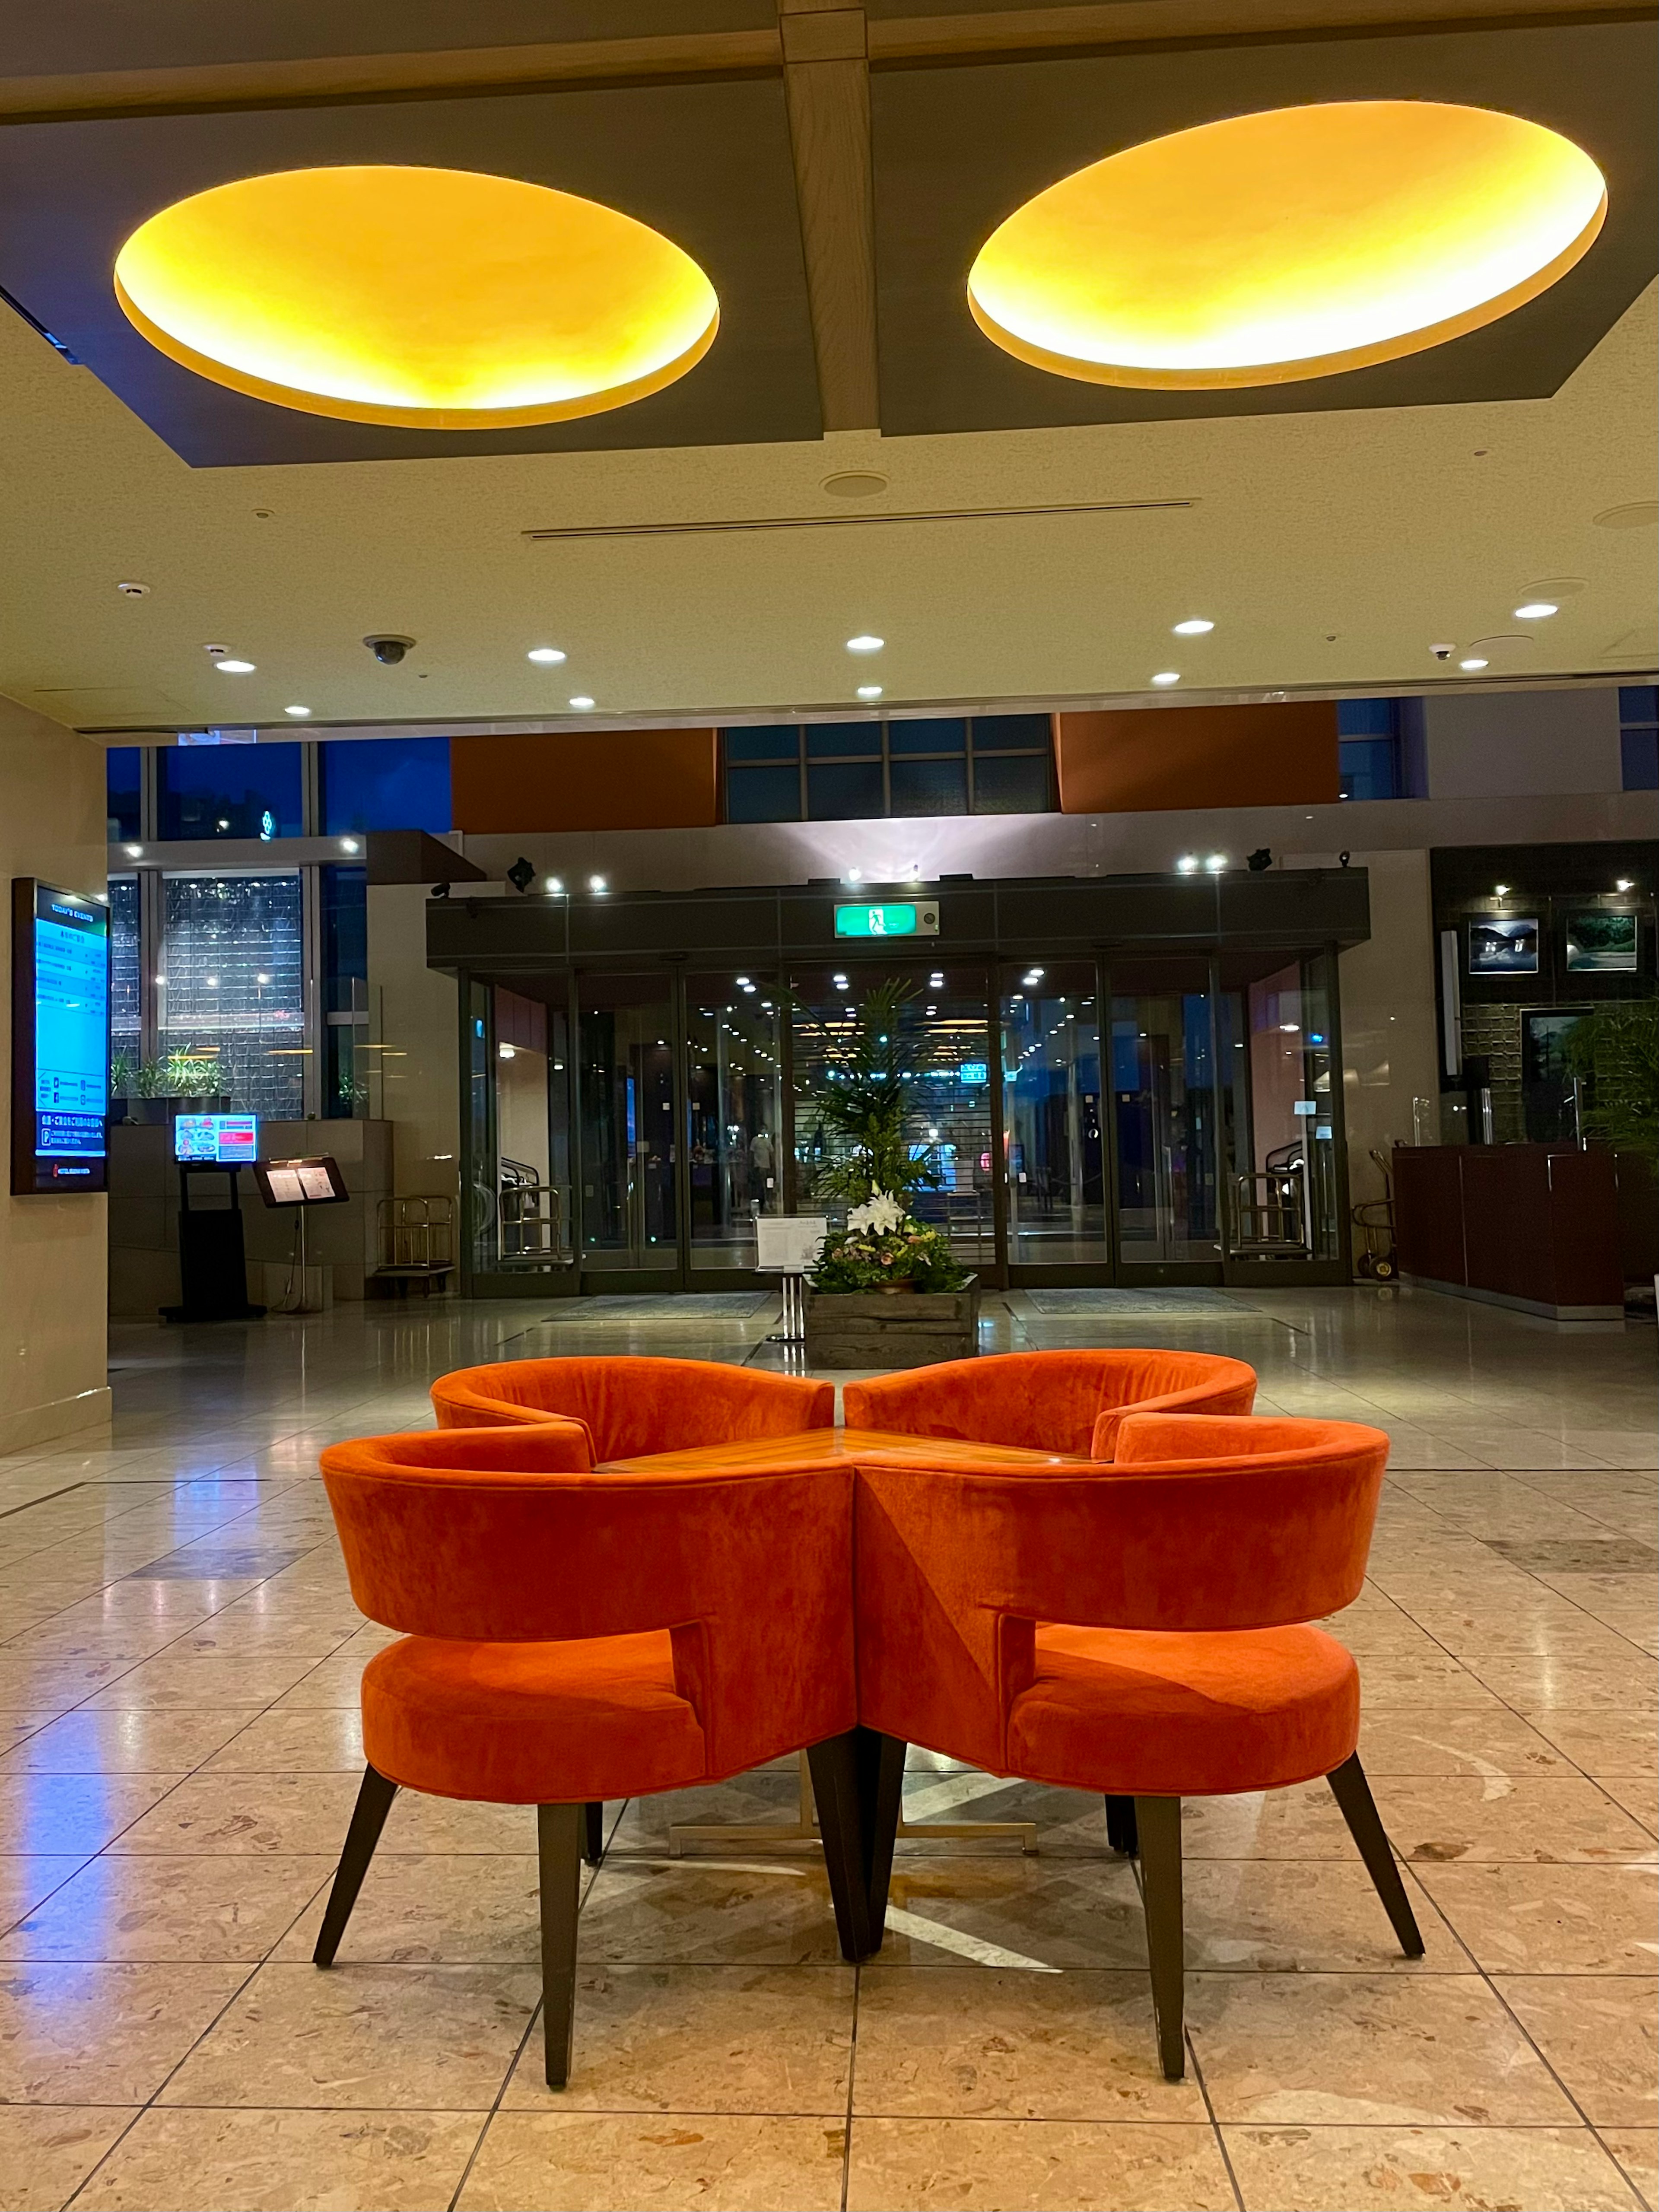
[124,843,143,859]
[588,874,608,893]
[1176,853,1199,874]
[528,646,567,664]
[822,471,888,499]
[1171,618,1214,635]
[857,684,883,700]
[284,704,311,717]
[846,868,863,884]
[116,580,149,597]
[214,658,255,674]
[339,838,360,854]
[846,634,884,654]
[1205,853,1227,872]
[1151,671,1181,686]
[1494,882,1510,896]
[1594,501,1659,530]
[1513,600,1558,619]
[545,875,564,894]
[569,695,595,710]
[1459,656,1489,671]
[1615,877,1633,891]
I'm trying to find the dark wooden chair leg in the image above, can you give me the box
[807,1730,877,1962]
[1105,1795,1139,1856]
[582,1801,605,1866]
[537,1802,584,2089]
[1135,1795,1185,2081]
[1327,1753,1425,1957]
[858,1729,907,1942]
[313,1763,397,1967]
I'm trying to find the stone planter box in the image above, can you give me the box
[803,1278,980,1370]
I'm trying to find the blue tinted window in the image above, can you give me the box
[1618,686,1657,724]
[1338,735,1401,801]
[1622,728,1659,792]
[725,725,799,763]
[888,718,966,755]
[159,743,304,841]
[321,737,450,833]
[727,763,802,822]
[106,747,142,842]
[973,754,1050,813]
[809,761,884,818]
[1337,698,1398,738]
[806,722,880,758]
[972,714,1050,752]
[891,758,968,815]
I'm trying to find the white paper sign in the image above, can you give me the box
[755,1215,829,1273]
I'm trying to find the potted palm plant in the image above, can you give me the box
[797,979,979,1369]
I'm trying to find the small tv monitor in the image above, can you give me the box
[254,1154,350,1207]
[174,1113,259,1166]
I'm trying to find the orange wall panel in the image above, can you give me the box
[1055,703,1340,814]
[450,729,720,833]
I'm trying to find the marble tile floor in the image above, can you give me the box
[0,1287,1651,2210]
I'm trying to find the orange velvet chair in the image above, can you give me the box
[430,1355,833,1465]
[313,1423,871,2087]
[852,1411,1421,2078]
[843,1348,1256,1461]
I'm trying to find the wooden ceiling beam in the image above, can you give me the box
[870,0,1653,64]
[0,30,782,124]
[779,4,881,431]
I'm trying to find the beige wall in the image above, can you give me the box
[0,694,111,1451]
[1334,849,1443,1257]
[367,884,460,1201]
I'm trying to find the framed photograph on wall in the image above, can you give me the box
[1564,910,1638,972]
[1467,915,1539,976]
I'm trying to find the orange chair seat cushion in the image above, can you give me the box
[361,1629,707,1805]
[1007,1623,1359,1797]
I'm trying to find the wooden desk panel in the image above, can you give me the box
[601,1427,1093,1476]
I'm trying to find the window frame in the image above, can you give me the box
[720,714,1054,824]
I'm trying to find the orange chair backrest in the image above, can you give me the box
[320,1426,855,1778]
[430,1355,833,1462]
[854,1413,1386,1770]
[843,1349,1255,1456]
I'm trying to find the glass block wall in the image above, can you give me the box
[159,874,306,1118]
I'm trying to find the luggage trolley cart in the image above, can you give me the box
[1352,1147,1399,1283]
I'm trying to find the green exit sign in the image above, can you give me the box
[834,900,940,939]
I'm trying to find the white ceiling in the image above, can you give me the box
[0,276,1653,740]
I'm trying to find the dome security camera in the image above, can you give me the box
[1430,642,1456,661]
[363,634,416,665]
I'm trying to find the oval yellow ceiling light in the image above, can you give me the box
[113,165,719,428]
[967,102,1606,390]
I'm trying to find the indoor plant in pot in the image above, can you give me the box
[798,979,978,1368]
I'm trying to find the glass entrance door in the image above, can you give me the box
[1001,962,1105,1267]
[1219,951,1342,1265]
[576,974,678,1276]
[685,972,783,1274]
[1109,962,1222,1270]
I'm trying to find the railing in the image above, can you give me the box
[1231,1155,1312,1255]
[376,1196,455,1274]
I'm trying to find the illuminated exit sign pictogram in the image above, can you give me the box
[833,901,939,939]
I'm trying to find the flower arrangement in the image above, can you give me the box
[809,1189,969,1295]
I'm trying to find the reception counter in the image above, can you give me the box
[1393,1144,1627,1321]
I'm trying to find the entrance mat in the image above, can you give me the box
[540,1293,774,1322]
[1024,1288,1260,1317]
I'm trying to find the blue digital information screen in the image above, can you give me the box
[13,881,109,1193]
